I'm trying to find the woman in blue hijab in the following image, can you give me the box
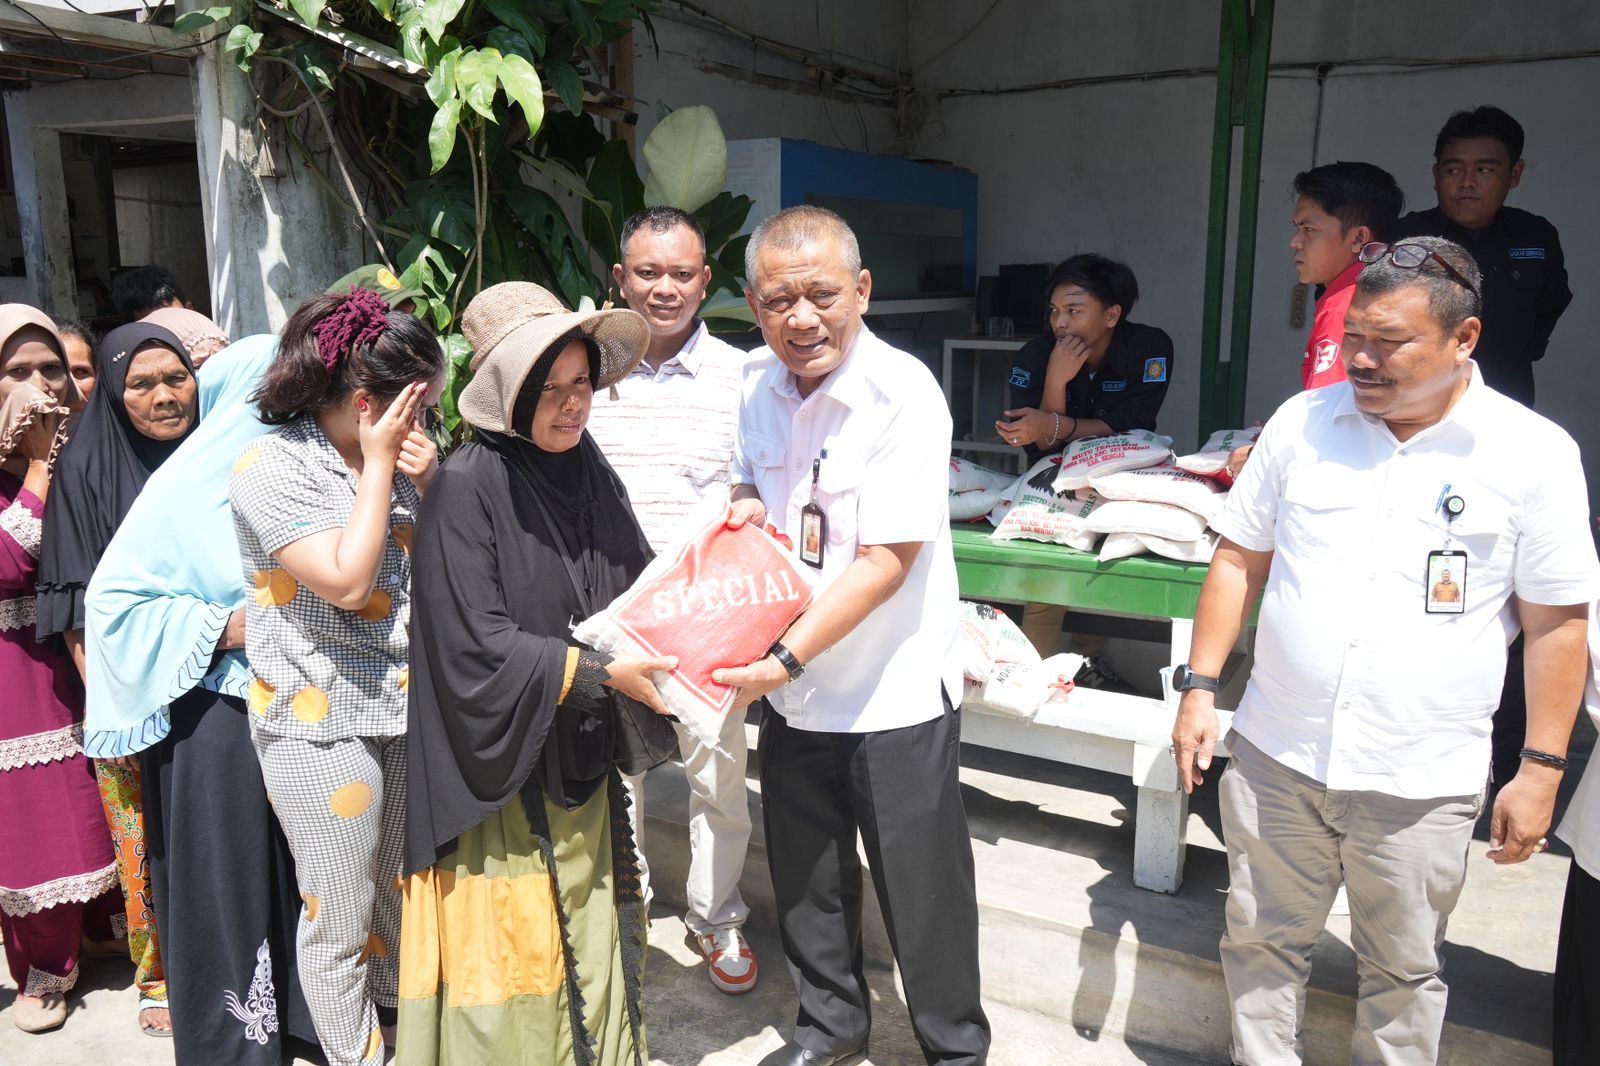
[84,335,315,1064]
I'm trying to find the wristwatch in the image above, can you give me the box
[768,641,805,682]
[1172,664,1220,694]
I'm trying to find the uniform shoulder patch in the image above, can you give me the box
[1142,357,1169,383]
[1010,366,1033,389]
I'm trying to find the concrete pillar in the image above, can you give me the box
[3,92,76,314]
[191,42,369,337]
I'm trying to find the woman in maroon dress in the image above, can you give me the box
[0,305,120,1034]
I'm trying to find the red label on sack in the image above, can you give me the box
[609,521,814,714]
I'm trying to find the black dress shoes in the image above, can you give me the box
[755,1039,869,1066]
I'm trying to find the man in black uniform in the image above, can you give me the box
[996,253,1173,464]
[1393,106,1573,794]
[1391,106,1570,408]
[997,254,1175,670]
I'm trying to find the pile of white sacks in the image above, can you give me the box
[947,428,1260,564]
[957,601,1083,720]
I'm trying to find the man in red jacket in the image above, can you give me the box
[1289,161,1405,390]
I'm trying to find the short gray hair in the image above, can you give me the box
[1355,235,1482,331]
[744,205,862,284]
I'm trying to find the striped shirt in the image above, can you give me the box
[588,321,754,553]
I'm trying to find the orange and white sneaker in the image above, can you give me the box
[696,927,758,994]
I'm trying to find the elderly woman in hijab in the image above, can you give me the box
[0,305,121,1035]
[36,320,200,1037]
[85,334,317,1063]
[397,283,674,1066]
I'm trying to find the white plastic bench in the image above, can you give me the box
[960,627,1236,894]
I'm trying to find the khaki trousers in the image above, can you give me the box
[623,703,753,937]
[1218,732,1484,1066]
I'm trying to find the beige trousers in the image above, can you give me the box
[1218,732,1484,1066]
[623,705,753,937]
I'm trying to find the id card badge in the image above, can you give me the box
[1425,550,1467,614]
[799,502,826,569]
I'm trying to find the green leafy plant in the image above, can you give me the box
[211,1,754,433]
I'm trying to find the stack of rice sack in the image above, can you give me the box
[956,602,1083,719]
[985,427,1261,565]
[948,457,1016,522]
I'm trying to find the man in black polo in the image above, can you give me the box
[996,253,1173,464]
[1391,105,1570,408]
[1393,105,1573,796]
[997,254,1174,666]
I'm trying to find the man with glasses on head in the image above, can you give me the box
[1171,235,1597,1066]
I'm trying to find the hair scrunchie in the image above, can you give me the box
[312,287,391,374]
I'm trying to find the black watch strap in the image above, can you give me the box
[769,641,804,682]
[1174,664,1220,693]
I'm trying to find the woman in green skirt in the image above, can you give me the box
[398,283,674,1066]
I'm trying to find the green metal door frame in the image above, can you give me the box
[1197,0,1275,438]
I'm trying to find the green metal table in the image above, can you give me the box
[951,526,1214,619]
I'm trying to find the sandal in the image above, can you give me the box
[138,1003,173,1038]
[13,993,67,1033]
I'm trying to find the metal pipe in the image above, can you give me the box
[1196,0,1243,441]
[1224,0,1274,426]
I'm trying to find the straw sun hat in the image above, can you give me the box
[457,282,648,434]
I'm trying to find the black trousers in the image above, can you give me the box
[758,692,991,1066]
[143,688,316,1065]
[1554,862,1600,1065]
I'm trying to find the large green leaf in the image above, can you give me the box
[424,46,461,108]
[288,0,325,29]
[561,0,603,44]
[406,177,476,255]
[483,0,546,57]
[419,0,467,44]
[544,59,584,116]
[455,48,502,122]
[502,185,593,308]
[223,24,262,68]
[641,104,726,213]
[696,190,754,255]
[534,111,605,173]
[586,139,644,235]
[173,6,230,33]
[497,54,545,137]
[699,290,756,329]
[427,98,463,172]
[517,151,596,206]
[484,27,535,64]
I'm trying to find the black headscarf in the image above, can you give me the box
[37,322,198,639]
[403,375,651,875]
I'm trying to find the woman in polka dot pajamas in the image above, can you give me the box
[228,288,446,1066]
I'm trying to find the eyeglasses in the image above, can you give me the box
[1358,242,1479,300]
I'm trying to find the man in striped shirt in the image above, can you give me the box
[588,205,760,995]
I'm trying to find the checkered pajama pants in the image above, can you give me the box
[251,730,406,1066]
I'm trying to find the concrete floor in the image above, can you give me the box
[0,913,1201,1066]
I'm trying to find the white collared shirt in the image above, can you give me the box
[588,321,755,553]
[1215,363,1600,799]
[1555,600,1600,878]
[731,327,962,733]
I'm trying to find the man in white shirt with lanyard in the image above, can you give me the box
[715,206,990,1066]
[1171,235,1598,1066]
[587,205,759,995]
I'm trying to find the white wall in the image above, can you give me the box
[631,2,904,158]
[904,2,1600,501]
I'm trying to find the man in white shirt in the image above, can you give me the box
[587,206,759,995]
[714,206,989,1066]
[1171,235,1598,1066]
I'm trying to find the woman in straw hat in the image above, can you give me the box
[229,288,444,1066]
[396,282,673,1065]
[0,305,122,1035]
